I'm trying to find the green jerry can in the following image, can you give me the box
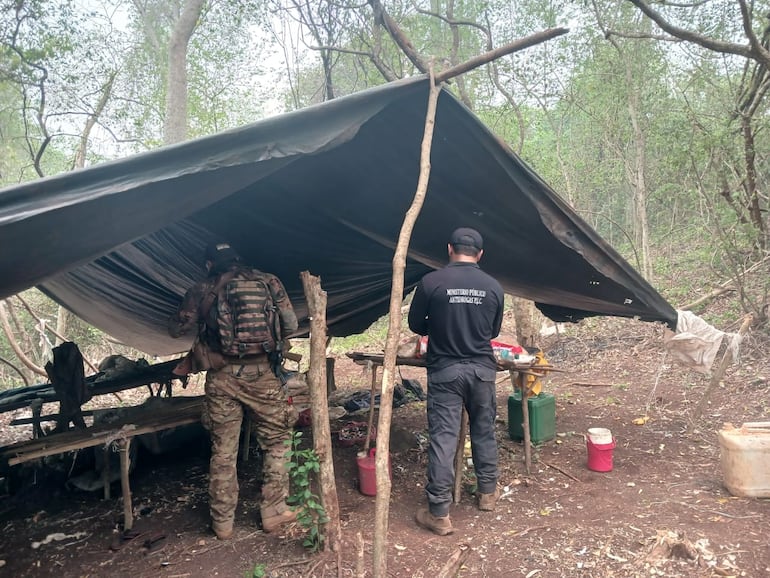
[508,391,556,443]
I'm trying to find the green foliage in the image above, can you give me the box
[245,563,267,578]
[284,431,329,552]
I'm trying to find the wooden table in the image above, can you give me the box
[346,352,556,495]
[0,396,203,531]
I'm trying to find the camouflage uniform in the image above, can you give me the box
[169,259,298,535]
[206,361,297,531]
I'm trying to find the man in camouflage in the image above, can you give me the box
[168,242,299,540]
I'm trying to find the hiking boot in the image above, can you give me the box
[262,508,297,533]
[415,507,454,536]
[477,487,500,511]
[212,521,234,540]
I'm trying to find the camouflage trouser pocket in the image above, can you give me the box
[285,402,298,429]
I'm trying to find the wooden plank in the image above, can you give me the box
[0,359,181,415]
[345,352,427,367]
[2,397,203,466]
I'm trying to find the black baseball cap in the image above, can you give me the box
[204,242,241,265]
[449,227,483,250]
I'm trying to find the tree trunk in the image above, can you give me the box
[163,0,205,145]
[513,297,538,348]
[0,301,47,377]
[626,76,652,282]
[72,71,117,170]
[55,307,69,347]
[300,271,341,552]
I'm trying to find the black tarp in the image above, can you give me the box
[0,76,676,355]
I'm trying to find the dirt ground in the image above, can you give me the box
[1,316,769,577]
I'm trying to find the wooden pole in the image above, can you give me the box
[300,271,341,552]
[118,438,133,531]
[509,370,532,474]
[363,366,378,453]
[521,383,532,475]
[435,28,569,84]
[372,72,442,578]
[688,314,752,431]
[453,410,468,503]
[102,445,111,500]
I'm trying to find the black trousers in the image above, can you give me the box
[425,362,498,516]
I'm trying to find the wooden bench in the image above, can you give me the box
[0,396,203,531]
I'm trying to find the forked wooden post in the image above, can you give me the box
[372,72,442,578]
[364,8,569,574]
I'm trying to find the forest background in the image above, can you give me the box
[1,0,769,386]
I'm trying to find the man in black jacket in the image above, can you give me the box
[408,227,504,535]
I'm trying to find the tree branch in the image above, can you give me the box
[435,28,569,84]
[0,301,47,377]
[13,295,99,374]
[626,0,759,62]
[0,355,29,386]
[367,0,429,73]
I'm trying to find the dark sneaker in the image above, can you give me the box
[477,487,500,511]
[415,507,455,536]
[262,508,298,533]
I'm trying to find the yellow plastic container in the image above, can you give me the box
[718,422,770,498]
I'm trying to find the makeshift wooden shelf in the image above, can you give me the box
[346,351,558,491]
[0,396,203,531]
[346,352,426,451]
[0,359,181,416]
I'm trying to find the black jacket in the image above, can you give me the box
[408,261,504,371]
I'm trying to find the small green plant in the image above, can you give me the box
[284,431,329,552]
[245,563,267,578]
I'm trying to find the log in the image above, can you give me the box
[300,271,341,553]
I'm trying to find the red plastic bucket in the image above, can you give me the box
[586,437,616,472]
[356,448,390,496]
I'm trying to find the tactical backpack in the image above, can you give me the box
[212,269,279,357]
